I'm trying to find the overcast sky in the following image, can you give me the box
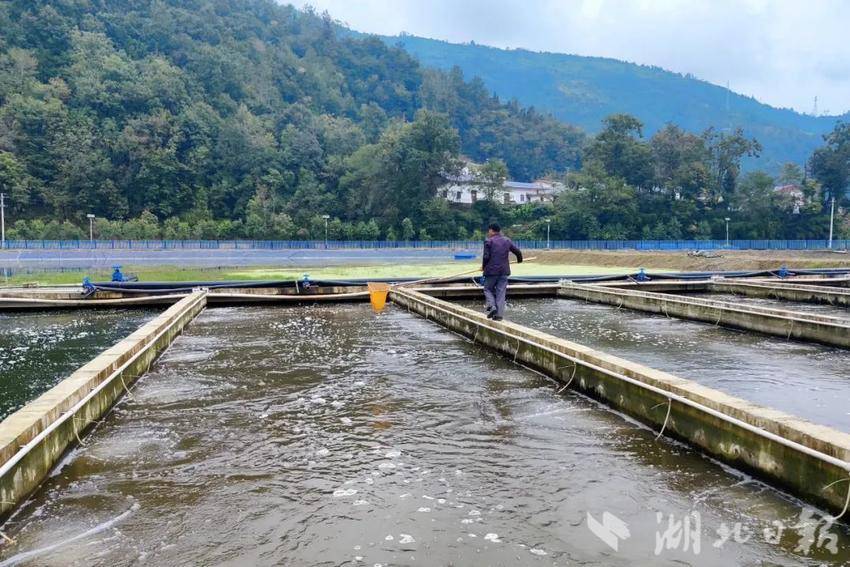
[299,0,850,116]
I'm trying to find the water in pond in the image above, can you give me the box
[493,298,850,433]
[2,304,849,566]
[0,310,156,419]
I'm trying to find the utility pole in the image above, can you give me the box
[0,193,6,250]
[724,217,731,248]
[828,196,835,249]
[545,218,551,249]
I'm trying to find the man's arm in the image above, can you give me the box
[509,242,523,263]
[482,239,491,271]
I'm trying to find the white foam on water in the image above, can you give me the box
[385,450,401,458]
[416,507,430,512]
[422,495,434,500]
[333,488,358,497]
[484,533,501,543]
[377,462,396,471]
[399,493,411,498]
[385,535,394,541]
[530,548,547,556]
[398,534,415,544]
[353,500,369,506]
[315,448,330,457]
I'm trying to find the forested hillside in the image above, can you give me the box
[0,0,582,239]
[1,1,847,242]
[387,34,846,173]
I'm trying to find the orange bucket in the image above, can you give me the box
[367,282,390,312]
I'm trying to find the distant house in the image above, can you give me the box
[439,165,564,206]
[774,184,806,214]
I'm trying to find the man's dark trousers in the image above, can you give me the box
[483,275,509,318]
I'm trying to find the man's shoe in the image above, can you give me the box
[492,315,504,321]
[485,307,496,319]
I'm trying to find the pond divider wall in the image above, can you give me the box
[558,282,850,349]
[0,290,207,519]
[711,280,850,307]
[389,287,850,515]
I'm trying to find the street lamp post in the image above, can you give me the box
[0,193,6,250]
[545,218,551,249]
[86,214,95,247]
[828,197,836,249]
[321,214,330,248]
[724,217,731,248]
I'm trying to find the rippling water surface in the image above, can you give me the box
[0,309,156,419]
[2,304,849,566]
[497,297,850,433]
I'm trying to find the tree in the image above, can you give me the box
[478,158,507,202]
[585,114,654,189]
[703,127,762,203]
[650,124,709,200]
[810,122,850,202]
[777,162,804,186]
[401,217,415,240]
[344,110,460,225]
[732,171,787,238]
[553,162,639,239]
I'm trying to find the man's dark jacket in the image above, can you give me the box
[482,234,522,276]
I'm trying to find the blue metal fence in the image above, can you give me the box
[1,239,849,251]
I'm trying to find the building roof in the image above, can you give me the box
[774,184,803,194]
[504,181,553,190]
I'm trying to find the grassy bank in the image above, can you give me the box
[1,261,638,287]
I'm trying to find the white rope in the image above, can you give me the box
[120,374,135,400]
[822,476,850,522]
[557,363,578,393]
[652,398,673,440]
[513,338,520,362]
[71,417,87,447]
[787,320,794,340]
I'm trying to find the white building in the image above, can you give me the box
[439,167,564,206]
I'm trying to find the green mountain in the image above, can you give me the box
[0,0,583,239]
[385,34,846,172]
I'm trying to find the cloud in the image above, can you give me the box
[298,0,850,115]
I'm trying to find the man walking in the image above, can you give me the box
[481,222,522,321]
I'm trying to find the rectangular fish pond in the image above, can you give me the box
[0,303,848,565]
[0,309,157,420]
